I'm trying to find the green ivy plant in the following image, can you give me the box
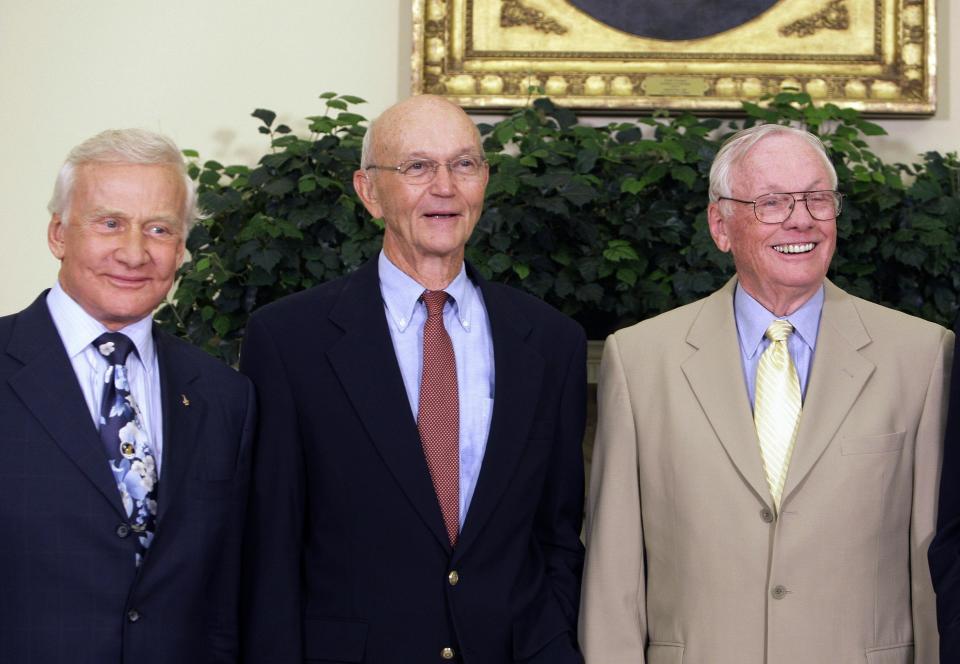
[156,91,960,364]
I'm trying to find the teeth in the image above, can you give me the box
[774,243,815,254]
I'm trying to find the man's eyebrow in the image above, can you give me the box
[402,148,482,159]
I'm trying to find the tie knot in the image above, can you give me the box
[421,290,449,319]
[93,332,136,364]
[765,319,794,343]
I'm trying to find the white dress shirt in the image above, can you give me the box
[46,281,164,476]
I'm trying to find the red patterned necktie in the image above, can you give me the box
[417,290,460,546]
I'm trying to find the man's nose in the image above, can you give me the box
[429,163,456,195]
[782,195,816,230]
[115,229,149,266]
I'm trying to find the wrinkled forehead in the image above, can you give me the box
[734,134,833,193]
[373,101,482,161]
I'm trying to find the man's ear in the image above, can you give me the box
[353,169,383,220]
[707,202,732,253]
[47,214,67,260]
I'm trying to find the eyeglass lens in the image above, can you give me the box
[755,191,841,223]
[398,156,484,181]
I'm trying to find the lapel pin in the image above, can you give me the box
[181,394,190,407]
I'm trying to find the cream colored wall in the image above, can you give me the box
[0,0,955,316]
[0,0,411,315]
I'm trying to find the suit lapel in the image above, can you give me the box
[153,330,204,524]
[6,294,128,519]
[781,281,873,505]
[681,278,772,507]
[455,276,542,556]
[326,260,453,551]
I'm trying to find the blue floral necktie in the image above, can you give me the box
[93,332,158,565]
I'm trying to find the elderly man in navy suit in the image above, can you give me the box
[240,95,587,663]
[0,129,255,664]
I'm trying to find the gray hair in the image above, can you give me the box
[48,128,199,233]
[709,124,837,206]
[360,120,376,170]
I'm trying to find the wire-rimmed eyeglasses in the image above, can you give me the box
[718,190,844,224]
[365,155,488,183]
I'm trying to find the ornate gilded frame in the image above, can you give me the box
[411,0,935,115]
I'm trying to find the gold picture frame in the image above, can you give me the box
[411,0,935,115]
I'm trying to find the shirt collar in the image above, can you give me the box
[734,281,824,359]
[378,250,475,333]
[46,280,157,370]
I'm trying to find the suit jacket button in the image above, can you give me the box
[116,524,131,538]
[771,585,788,600]
[448,570,459,586]
[441,647,456,659]
[759,508,775,523]
[127,609,141,623]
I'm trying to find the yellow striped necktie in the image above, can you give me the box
[754,319,801,511]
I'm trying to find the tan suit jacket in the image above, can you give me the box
[579,278,953,664]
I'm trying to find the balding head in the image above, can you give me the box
[360,95,482,170]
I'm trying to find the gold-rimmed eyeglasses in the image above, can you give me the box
[365,155,488,183]
[718,190,844,224]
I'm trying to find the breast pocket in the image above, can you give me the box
[646,642,684,664]
[865,643,912,664]
[841,431,905,456]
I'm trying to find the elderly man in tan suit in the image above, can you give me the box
[579,124,953,664]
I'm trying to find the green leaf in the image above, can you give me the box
[494,123,515,146]
[487,252,512,273]
[603,240,640,262]
[212,315,231,337]
[616,267,638,287]
[263,178,295,196]
[620,177,645,195]
[252,248,283,273]
[251,108,276,127]
[513,263,531,279]
[298,175,318,193]
[670,165,697,188]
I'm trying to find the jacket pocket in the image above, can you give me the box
[865,643,913,664]
[646,641,684,664]
[841,431,905,455]
[303,618,368,663]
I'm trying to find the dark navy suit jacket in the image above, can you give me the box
[931,320,960,663]
[240,258,586,663]
[0,293,255,664]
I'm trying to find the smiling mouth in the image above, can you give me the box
[107,275,150,286]
[773,242,816,254]
[425,213,459,219]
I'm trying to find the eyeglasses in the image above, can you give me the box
[718,190,844,224]
[365,155,488,183]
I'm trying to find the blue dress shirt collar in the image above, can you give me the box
[378,251,475,334]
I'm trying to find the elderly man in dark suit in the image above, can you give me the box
[930,320,960,663]
[240,94,587,663]
[0,128,255,664]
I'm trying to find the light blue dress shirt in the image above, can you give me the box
[46,281,164,476]
[378,251,495,527]
[734,282,824,408]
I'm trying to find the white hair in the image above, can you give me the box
[709,124,838,208]
[48,128,200,232]
[360,120,376,170]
